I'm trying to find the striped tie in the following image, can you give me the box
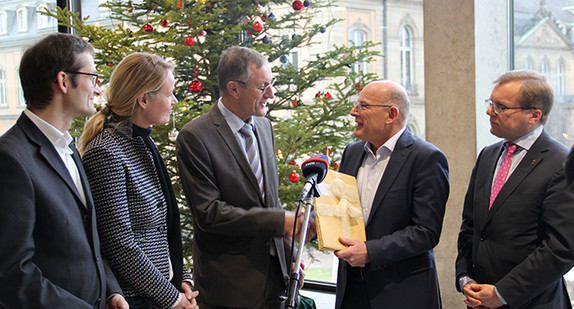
[240,123,264,196]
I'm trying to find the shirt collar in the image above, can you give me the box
[24,109,73,153]
[217,98,254,134]
[363,126,407,156]
[507,125,543,151]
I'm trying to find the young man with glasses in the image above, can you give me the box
[176,46,308,309]
[0,33,127,308]
[334,80,449,309]
[456,69,574,308]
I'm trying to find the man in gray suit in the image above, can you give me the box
[176,46,303,309]
[456,70,574,308]
[0,34,126,308]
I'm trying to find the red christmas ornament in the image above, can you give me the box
[199,29,207,36]
[289,160,300,168]
[189,64,203,93]
[185,36,196,46]
[291,98,299,107]
[289,171,300,183]
[189,80,203,93]
[143,23,154,32]
[253,22,263,33]
[160,19,169,27]
[315,91,321,97]
[325,92,332,99]
[177,1,183,11]
[332,162,339,171]
[292,0,304,11]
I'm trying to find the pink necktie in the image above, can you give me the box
[489,143,517,210]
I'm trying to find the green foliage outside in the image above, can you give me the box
[47,0,381,263]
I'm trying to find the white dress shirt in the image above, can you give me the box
[24,109,86,206]
[356,127,406,224]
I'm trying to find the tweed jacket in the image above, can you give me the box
[83,124,192,309]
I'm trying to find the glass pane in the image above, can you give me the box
[514,1,574,298]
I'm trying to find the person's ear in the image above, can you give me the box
[137,93,147,109]
[227,81,241,99]
[529,109,542,124]
[55,71,69,94]
[386,106,400,124]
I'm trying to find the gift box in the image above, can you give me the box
[315,170,366,251]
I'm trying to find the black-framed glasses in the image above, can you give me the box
[235,77,276,94]
[485,99,538,115]
[354,101,392,112]
[65,71,99,86]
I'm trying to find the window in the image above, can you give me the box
[556,61,564,97]
[349,29,367,74]
[0,68,7,107]
[17,7,28,33]
[400,26,413,90]
[37,3,50,30]
[525,59,534,70]
[0,10,7,35]
[540,60,549,77]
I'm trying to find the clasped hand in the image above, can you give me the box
[462,281,503,309]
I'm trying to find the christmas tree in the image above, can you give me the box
[47,0,380,259]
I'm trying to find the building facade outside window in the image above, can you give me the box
[37,3,50,30]
[349,28,367,74]
[17,7,28,33]
[400,26,413,90]
[0,68,7,107]
[0,11,7,35]
[556,61,564,97]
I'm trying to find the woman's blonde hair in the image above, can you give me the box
[79,52,174,153]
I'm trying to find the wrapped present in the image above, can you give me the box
[315,170,366,251]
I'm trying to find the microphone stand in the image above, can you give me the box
[284,179,320,309]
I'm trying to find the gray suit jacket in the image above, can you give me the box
[335,129,449,309]
[0,113,121,308]
[456,130,574,308]
[176,105,287,307]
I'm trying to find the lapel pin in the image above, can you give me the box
[531,159,536,165]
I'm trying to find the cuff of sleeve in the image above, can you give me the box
[170,293,182,308]
[458,275,474,291]
[494,286,508,305]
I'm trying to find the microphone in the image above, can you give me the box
[299,154,330,200]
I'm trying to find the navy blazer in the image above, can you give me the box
[335,129,449,309]
[456,130,574,308]
[0,113,121,308]
[82,126,192,309]
[176,105,287,307]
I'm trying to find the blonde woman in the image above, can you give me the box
[80,53,197,309]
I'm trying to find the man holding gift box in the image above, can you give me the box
[334,80,449,309]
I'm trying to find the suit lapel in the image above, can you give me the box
[18,114,86,211]
[477,143,505,226]
[485,132,549,223]
[367,130,413,226]
[209,107,264,201]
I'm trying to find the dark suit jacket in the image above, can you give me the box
[456,130,574,309]
[0,113,121,308]
[335,129,449,309]
[82,126,192,309]
[176,105,287,307]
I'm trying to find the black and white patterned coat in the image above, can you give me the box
[83,127,192,309]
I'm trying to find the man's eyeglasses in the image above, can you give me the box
[485,99,538,115]
[65,71,99,86]
[354,101,392,112]
[235,77,276,94]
